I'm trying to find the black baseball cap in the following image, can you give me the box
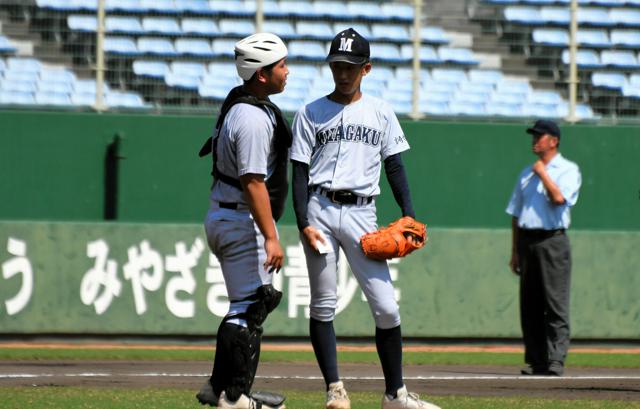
[526,119,561,139]
[326,28,370,65]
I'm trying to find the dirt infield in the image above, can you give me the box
[1,359,639,401]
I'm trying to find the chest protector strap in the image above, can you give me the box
[199,86,292,221]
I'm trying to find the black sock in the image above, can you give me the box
[310,317,339,388]
[376,325,403,397]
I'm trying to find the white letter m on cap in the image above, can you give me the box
[338,38,353,52]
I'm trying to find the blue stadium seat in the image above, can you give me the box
[288,64,320,80]
[137,37,178,56]
[332,23,371,39]
[67,15,97,32]
[39,67,76,84]
[622,84,640,99]
[0,78,37,93]
[37,81,73,94]
[181,19,219,36]
[452,90,491,103]
[359,81,383,98]
[346,2,387,21]
[312,1,349,20]
[7,57,41,73]
[381,3,414,22]
[105,91,147,108]
[532,28,569,46]
[71,92,100,106]
[211,39,237,57]
[419,90,451,103]
[367,66,395,82]
[486,102,525,117]
[468,69,503,84]
[540,7,570,25]
[371,24,410,42]
[208,62,239,78]
[522,103,562,118]
[142,17,182,35]
[591,71,627,89]
[412,27,449,45]
[174,0,213,14]
[505,7,545,25]
[400,44,440,64]
[449,101,488,116]
[561,49,603,68]
[528,90,563,104]
[278,1,317,17]
[556,103,596,119]
[36,0,82,11]
[263,21,297,39]
[395,66,431,82]
[105,0,147,13]
[422,79,457,94]
[208,0,249,16]
[296,21,334,40]
[133,60,169,78]
[74,79,110,94]
[140,0,179,14]
[104,37,141,55]
[610,30,640,48]
[370,43,406,63]
[459,81,495,93]
[165,72,200,90]
[199,84,235,100]
[577,29,611,48]
[0,59,7,73]
[420,100,451,116]
[609,8,640,27]
[175,38,215,57]
[601,50,640,68]
[288,41,327,61]
[431,68,468,84]
[630,73,640,86]
[269,94,305,112]
[107,17,144,34]
[0,90,35,105]
[170,61,206,78]
[218,19,256,37]
[35,91,71,106]
[495,80,532,96]
[383,89,411,103]
[437,47,479,65]
[578,8,614,27]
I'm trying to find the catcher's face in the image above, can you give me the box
[260,58,289,95]
[329,61,371,99]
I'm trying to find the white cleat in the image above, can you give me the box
[326,381,351,409]
[381,385,441,409]
[217,391,285,409]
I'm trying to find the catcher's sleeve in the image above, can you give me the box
[384,153,415,218]
[291,160,310,231]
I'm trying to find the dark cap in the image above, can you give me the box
[526,119,561,139]
[326,28,370,64]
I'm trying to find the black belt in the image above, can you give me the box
[219,202,238,209]
[519,228,565,240]
[313,186,373,206]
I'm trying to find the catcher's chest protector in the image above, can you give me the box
[199,86,292,221]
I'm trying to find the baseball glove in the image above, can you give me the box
[360,216,427,260]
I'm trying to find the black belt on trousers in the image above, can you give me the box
[312,186,373,205]
[219,202,238,209]
[519,228,565,240]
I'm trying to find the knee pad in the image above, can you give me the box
[244,284,282,331]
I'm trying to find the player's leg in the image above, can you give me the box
[537,234,571,376]
[340,203,440,409]
[201,216,284,407]
[301,193,349,409]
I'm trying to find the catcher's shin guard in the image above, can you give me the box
[210,321,261,402]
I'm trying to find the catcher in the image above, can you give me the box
[291,28,438,409]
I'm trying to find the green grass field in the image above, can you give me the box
[1,347,639,409]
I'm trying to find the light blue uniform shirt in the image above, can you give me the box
[506,153,581,230]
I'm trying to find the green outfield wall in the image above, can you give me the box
[1,110,639,230]
[0,221,638,338]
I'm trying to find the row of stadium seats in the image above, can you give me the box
[36,0,415,22]
[504,6,640,27]
[67,15,450,44]
[101,36,479,65]
[532,28,640,48]
[557,49,640,68]
[484,0,640,7]
[591,71,640,96]
[0,57,147,108]
[0,35,17,54]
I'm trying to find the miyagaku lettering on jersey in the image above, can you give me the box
[291,94,409,197]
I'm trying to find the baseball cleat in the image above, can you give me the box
[381,385,440,409]
[217,391,285,409]
[196,379,218,406]
[326,381,351,409]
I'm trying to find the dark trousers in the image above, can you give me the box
[517,229,572,368]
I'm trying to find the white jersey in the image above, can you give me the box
[210,103,277,206]
[291,94,409,197]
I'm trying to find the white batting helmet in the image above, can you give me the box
[234,33,288,81]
